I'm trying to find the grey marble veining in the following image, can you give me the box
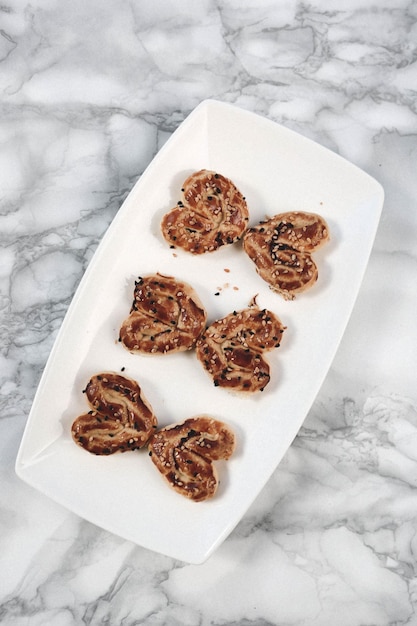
[1,0,417,624]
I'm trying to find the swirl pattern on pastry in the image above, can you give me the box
[148,416,235,502]
[161,169,249,254]
[119,273,207,354]
[196,305,286,393]
[71,373,157,455]
[243,211,329,300]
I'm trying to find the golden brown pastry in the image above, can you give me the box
[119,273,207,354]
[161,169,249,254]
[243,211,329,300]
[71,373,157,455]
[148,416,235,502]
[196,305,286,393]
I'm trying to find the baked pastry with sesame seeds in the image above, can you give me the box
[196,304,286,393]
[161,169,249,254]
[148,416,235,501]
[243,211,329,300]
[119,273,207,354]
[71,373,157,455]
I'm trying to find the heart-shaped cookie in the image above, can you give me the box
[196,304,286,393]
[71,373,157,455]
[119,273,207,354]
[161,169,249,254]
[243,211,329,300]
[148,416,235,501]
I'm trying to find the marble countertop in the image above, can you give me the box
[1,1,417,624]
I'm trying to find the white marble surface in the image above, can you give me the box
[1,0,417,624]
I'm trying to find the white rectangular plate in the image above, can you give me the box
[15,100,384,563]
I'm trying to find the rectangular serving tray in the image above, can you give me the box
[15,100,384,563]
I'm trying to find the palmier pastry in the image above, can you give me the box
[71,373,157,455]
[243,211,329,300]
[161,169,249,254]
[119,273,207,354]
[148,417,235,502]
[196,305,286,393]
